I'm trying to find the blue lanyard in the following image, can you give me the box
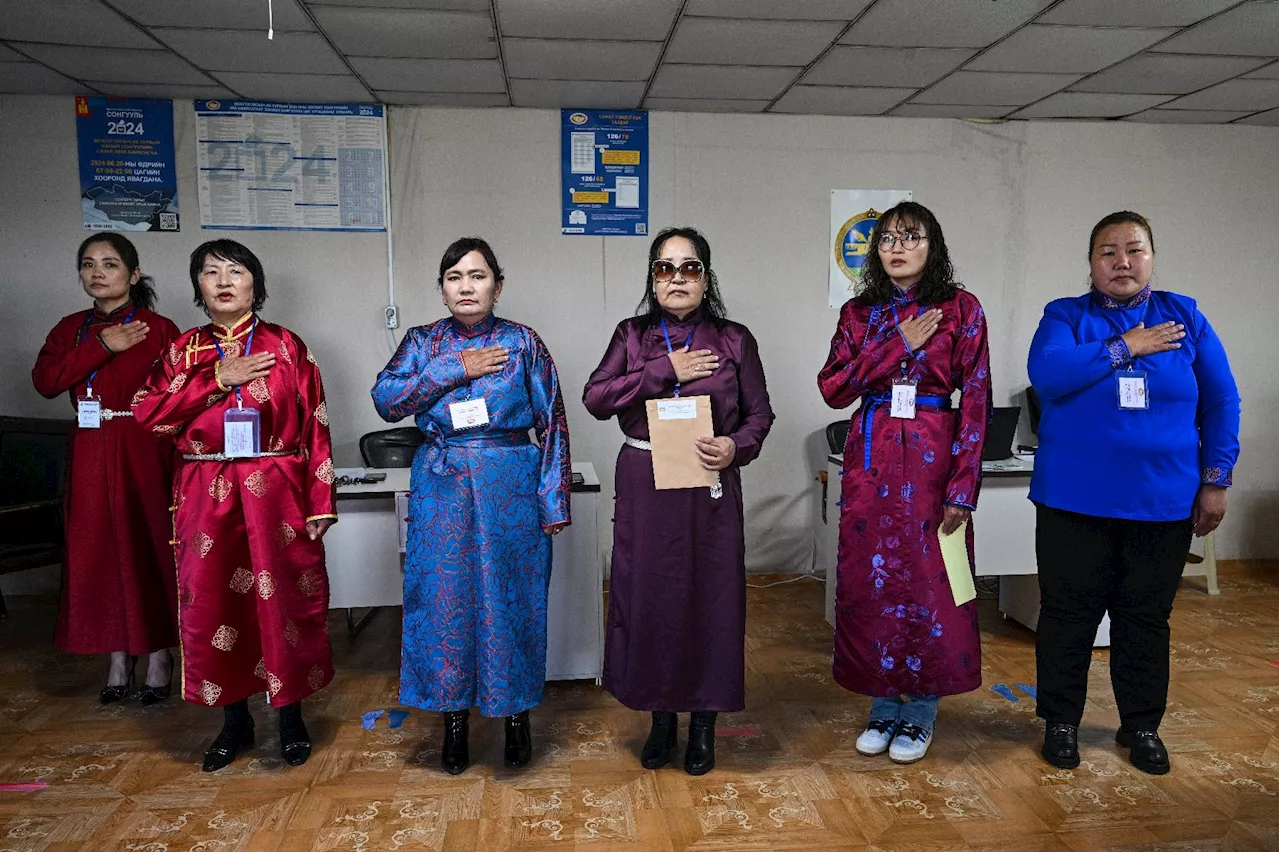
[659,317,696,398]
[78,305,136,397]
[213,318,258,407]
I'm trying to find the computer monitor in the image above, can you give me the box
[982,407,1021,462]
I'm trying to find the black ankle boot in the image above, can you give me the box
[504,710,533,768]
[278,701,311,767]
[685,712,717,776]
[441,710,469,775]
[202,700,254,772]
[641,711,677,769]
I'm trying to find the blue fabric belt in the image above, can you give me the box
[859,392,953,471]
[421,427,531,475]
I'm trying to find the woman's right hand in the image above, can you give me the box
[218,352,275,387]
[1121,321,1184,358]
[668,346,719,383]
[899,309,943,351]
[99,321,150,353]
[461,345,508,380]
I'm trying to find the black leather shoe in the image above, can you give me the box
[279,702,312,767]
[1041,723,1080,769]
[138,651,174,706]
[641,711,677,769]
[441,710,469,775]
[99,655,137,704]
[202,722,254,772]
[1116,728,1170,775]
[504,710,532,769]
[684,712,717,776]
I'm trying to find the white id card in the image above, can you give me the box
[1117,370,1148,410]
[224,407,261,458]
[890,380,918,419]
[655,398,698,420]
[77,397,101,429]
[450,397,490,430]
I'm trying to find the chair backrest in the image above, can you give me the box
[825,420,850,455]
[359,427,425,468]
[0,417,71,508]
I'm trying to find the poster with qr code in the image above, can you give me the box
[560,109,647,236]
[75,96,180,232]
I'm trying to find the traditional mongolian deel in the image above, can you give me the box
[32,303,180,655]
[133,314,337,707]
[818,286,991,698]
[583,307,774,712]
[371,314,571,718]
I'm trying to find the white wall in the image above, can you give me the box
[1,94,1275,574]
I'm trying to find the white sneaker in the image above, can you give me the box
[888,723,932,763]
[855,718,897,755]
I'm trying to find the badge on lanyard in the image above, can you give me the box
[1116,369,1148,410]
[890,379,918,419]
[215,319,262,456]
[77,394,102,429]
[449,397,490,430]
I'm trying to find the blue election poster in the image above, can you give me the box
[561,109,647,237]
[75,96,180,232]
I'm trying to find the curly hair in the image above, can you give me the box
[855,201,962,306]
[634,226,728,329]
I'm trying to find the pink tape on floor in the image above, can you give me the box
[0,781,49,792]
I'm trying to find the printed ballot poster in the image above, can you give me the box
[561,109,648,236]
[194,100,386,231]
[829,189,912,308]
[76,96,179,232]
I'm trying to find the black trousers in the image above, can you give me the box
[1034,503,1192,730]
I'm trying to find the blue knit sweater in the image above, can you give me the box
[1028,286,1240,522]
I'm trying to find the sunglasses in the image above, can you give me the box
[652,259,705,283]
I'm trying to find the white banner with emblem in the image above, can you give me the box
[829,189,912,309]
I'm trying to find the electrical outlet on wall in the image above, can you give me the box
[384,305,399,329]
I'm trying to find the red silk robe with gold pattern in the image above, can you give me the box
[132,313,337,708]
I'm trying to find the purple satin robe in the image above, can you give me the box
[584,307,774,712]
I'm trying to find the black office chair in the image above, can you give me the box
[358,427,425,468]
[825,420,850,455]
[1025,385,1042,436]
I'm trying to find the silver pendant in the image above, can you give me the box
[710,483,723,500]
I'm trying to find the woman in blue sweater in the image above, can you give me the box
[1028,211,1239,776]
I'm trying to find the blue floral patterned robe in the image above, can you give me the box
[371,314,571,717]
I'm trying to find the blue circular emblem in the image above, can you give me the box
[835,209,882,282]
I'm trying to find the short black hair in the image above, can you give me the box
[189,239,268,315]
[438,237,504,287]
[77,233,158,311]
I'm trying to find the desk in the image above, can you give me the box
[326,462,604,682]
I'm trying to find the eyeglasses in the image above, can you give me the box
[652,259,705,283]
[878,231,927,251]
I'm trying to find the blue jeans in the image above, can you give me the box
[869,694,939,732]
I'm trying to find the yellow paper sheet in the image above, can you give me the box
[938,520,976,606]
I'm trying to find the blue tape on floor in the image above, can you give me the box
[361,709,385,730]
[989,683,1018,702]
[388,709,410,729]
[1014,683,1037,699]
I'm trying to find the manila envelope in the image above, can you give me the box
[644,395,720,491]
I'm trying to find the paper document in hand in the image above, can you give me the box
[645,395,719,491]
[937,520,976,606]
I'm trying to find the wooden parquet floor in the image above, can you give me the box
[0,561,1275,852]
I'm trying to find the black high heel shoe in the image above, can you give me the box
[441,710,470,775]
[504,710,532,769]
[138,652,174,706]
[278,701,312,767]
[99,655,137,704]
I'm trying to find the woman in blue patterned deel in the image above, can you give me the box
[371,237,572,775]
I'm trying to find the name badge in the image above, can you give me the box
[224,407,261,457]
[656,398,698,420]
[890,379,918,419]
[77,397,101,429]
[450,397,490,430]
[1117,370,1148,410]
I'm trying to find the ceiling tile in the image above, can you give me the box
[497,0,681,41]
[0,61,93,93]
[915,70,1079,105]
[112,0,315,31]
[85,81,238,99]
[1242,61,1277,79]
[966,25,1176,74]
[1038,0,1240,27]
[684,0,872,20]
[309,7,496,59]
[374,90,510,106]
[648,64,798,99]
[890,103,1016,118]
[349,57,505,92]
[508,78,644,108]
[803,46,974,88]
[0,44,29,62]
[665,18,845,66]
[1234,108,1277,125]
[1010,92,1173,118]
[841,0,1055,48]
[1161,77,1278,110]
[307,0,488,7]
[643,96,771,112]
[19,45,216,85]
[1070,53,1267,94]
[1123,108,1256,123]
[0,0,155,49]
[1155,1,1279,56]
[150,30,346,74]
[771,85,916,115]
[210,71,372,101]
[503,38,661,81]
